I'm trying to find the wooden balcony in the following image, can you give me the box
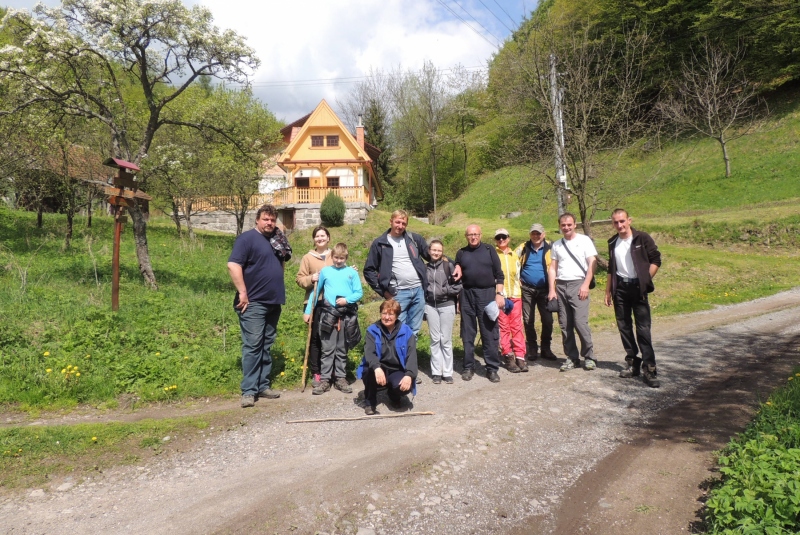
[190,193,275,213]
[272,186,370,206]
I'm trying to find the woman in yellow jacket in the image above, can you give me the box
[494,228,527,372]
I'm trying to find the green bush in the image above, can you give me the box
[705,372,800,534]
[320,191,346,227]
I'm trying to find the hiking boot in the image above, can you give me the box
[257,388,280,399]
[619,357,641,378]
[643,366,661,388]
[505,354,520,373]
[443,376,454,384]
[583,359,597,371]
[526,352,539,362]
[364,405,377,416]
[311,373,321,388]
[516,357,529,372]
[334,378,353,393]
[432,375,442,384]
[461,369,474,381]
[240,394,255,408]
[312,380,331,395]
[487,371,500,383]
[560,359,579,372]
[540,347,558,360]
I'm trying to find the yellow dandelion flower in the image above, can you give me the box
[796,373,800,377]
[184,356,189,360]
[789,377,794,381]
[766,401,772,406]
[85,354,91,359]
[46,369,52,373]
[61,369,66,374]
[75,373,80,377]
[280,371,285,376]
[155,352,161,356]
[92,437,97,441]
[18,448,22,452]
[43,351,50,356]
[73,367,78,372]
[164,387,169,391]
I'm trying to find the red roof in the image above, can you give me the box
[102,158,141,172]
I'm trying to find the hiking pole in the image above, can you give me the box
[300,280,318,392]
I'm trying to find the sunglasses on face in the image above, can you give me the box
[495,235,508,240]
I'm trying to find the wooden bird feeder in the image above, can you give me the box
[102,158,152,311]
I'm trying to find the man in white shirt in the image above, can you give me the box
[547,212,598,371]
[603,209,662,388]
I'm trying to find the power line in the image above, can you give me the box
[433,0,500,49]
[476,0,515,33]
[448,0,506,43]
[235,66,488,89]
[492,0,519,27]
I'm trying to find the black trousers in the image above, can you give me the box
[460,287,501,372]
[363,368,408,408]
[521,283,554,355]
[613,279,656,369]
[303,305,323,376]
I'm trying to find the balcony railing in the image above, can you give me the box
[182,187,369,213]
[272,186,369,205]
[190,193,274,213]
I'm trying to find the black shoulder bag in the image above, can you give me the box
[560,239,596,290]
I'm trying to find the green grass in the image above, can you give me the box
[2,203,800,411]
[0,414,221,488]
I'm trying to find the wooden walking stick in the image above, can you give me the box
[300,280,318,392]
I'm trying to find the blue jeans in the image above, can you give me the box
[236,302,281,396]
[394,286,425,335]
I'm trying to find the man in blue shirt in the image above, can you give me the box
[227,205,287,408]
[514,223,556,361]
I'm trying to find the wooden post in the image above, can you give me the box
[112,206,122,311]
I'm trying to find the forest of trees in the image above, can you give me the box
[338,0,798,232]
[1,0,798,285]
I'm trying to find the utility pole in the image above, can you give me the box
[549,54,569,216]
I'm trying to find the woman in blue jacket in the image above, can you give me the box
[357,299,418,415]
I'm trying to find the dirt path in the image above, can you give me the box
[2,289,800,535]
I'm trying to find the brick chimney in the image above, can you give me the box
[356,114,364,148]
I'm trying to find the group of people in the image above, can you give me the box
[227,205,663,413]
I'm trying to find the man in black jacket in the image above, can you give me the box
[363,210,430,336]
[452,224,506,383]
[604,209,662,388]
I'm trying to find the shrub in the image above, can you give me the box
[704,372,800,534]
[320,191,345,227]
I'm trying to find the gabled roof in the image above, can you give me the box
[278,99,372,165]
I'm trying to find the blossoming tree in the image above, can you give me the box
[0,0,259,288]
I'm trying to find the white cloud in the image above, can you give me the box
[4,0,531,121]
[198,0,525,121]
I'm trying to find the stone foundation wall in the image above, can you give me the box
[185,203,372,235]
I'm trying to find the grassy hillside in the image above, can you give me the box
[446,86,800,223]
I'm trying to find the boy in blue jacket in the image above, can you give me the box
[304,243,362,395]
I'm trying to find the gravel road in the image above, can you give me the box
[3,288,800,535]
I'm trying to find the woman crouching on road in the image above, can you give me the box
[357,299,418,415]
[296,225,334,388]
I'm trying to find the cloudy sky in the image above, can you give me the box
[2,0,535,121]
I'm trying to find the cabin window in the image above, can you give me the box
[310,136,324,147]
[326,135,339,147]
[326,176,340,188]
[295,177,310,188]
